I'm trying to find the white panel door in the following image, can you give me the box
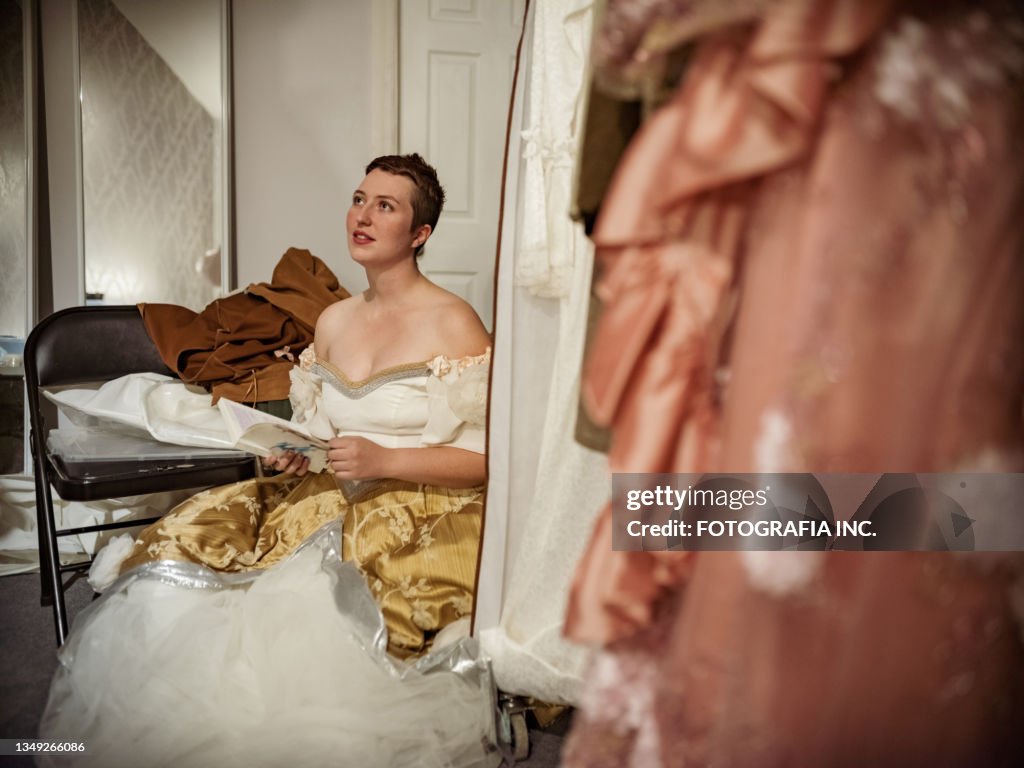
[399,0,525,330]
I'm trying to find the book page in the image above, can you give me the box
[234,424,329,473]
[217,399,330,473]
[217,399,319,440]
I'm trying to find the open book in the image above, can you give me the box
[217,399,329,473]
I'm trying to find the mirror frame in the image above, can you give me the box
[20,0,38,474]
[24,0,38,337]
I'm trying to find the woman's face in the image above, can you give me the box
[346,169,428,265]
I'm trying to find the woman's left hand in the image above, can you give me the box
[327,436,391,480]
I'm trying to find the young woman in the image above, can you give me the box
[41,155,499,768]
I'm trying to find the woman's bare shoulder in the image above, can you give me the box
[314,295,363,354]
[318,295,368,328]
[319,294,363,320]
[430,292,491,360]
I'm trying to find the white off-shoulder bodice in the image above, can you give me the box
[288,347,490,455]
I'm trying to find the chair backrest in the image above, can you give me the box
[24,306,176,434]
[25,305,174,391]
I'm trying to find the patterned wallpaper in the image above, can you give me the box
[79,0,219,311]
[0,0,26,338]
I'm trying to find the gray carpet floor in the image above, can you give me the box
[0,572,93,767]
[0,571,568,767]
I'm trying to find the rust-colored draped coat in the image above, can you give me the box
[141,247,350,403]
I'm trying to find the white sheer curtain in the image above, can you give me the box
[475,0,608,705]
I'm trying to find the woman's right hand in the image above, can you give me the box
[262,450,310,476]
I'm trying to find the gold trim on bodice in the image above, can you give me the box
[313,359,429,399]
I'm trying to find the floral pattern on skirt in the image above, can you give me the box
[120,472,484,658]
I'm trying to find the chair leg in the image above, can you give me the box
[30,430,54,607]
[37,477,70,644]
[31,430,70,644]
[34,493,54,607]
[51,568,70,645]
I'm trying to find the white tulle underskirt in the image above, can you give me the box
[39,524,501,768]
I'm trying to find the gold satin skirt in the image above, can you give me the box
[119,472,484,658]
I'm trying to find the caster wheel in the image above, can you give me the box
[510,711,529,761]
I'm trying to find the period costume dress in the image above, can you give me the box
[560,0,1024,765]
[40,347,499,768]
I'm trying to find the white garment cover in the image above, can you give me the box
[40,524,500,768]
[481,231,609,704]
[44,372,240,450]
[476,0,608,705]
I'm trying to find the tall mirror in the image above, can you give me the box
[0,0,31,475]
[0,0,28,341]
[77,0,230,309]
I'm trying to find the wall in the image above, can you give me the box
[233,0,376,295]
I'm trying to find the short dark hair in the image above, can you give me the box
[365,154,445,257]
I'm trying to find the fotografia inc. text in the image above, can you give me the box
[624,518,874,539]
